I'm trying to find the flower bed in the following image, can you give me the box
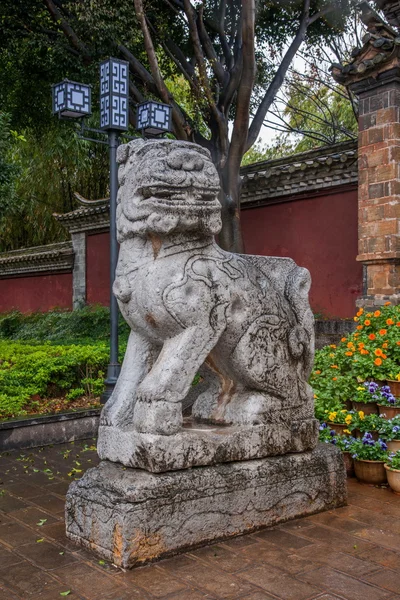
[313,303,400,485]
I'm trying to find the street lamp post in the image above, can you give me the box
[98,57,129,402]
[53,64,172,403]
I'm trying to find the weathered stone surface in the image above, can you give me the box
[97,138,317,468]
[98,415,318,472]
[65,444,347,569]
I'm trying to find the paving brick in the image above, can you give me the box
[0,544,24,568]
[353,526,400,551]
[296,524,376,555]
[53,562,127,600]
[159,561,254,599]
[240,541,316,575]
[0,493,28,514]
[29,493,66,514]
[298,512,366,535]
[122,565,188,597]
[4,482,44,499]
[0,521,42,547]
[237,563,322,600]
[238,592,279,600]
[16,539,78,570]
[0,585,22,600]
[0,561,60,597]
[11,506,59,528]
[294,543,381,577]
[189,543,252,573]
[298,566,389,600]
[357,545,400,569]
[363,568,400,593]
[254,528,314,550]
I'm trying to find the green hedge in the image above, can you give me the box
[0,305,130,345]
[0,340,110,419]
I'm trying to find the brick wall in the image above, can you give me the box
[356,77,400,305]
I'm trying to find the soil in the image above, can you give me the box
[10,395,101,420]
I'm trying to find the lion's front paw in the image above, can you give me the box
[133,399,182,435]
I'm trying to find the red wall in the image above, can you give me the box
[0,188,362,318]
[86,232,110,306]
[241,188,362,319]
[0,273,72,313]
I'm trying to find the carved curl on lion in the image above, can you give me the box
[100,139,315,437]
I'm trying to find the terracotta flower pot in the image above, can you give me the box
[344,399,353,411]
[327,422,351,435]
[354,459,387,484]
[343,451,355,477]
[387,439,400,452]
[378,404,400,419]
[384,464,400,494]
[352,401,378,415]
[387,380,400,398]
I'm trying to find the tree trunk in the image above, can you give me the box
[217,166,245,254]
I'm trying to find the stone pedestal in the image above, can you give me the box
[66,444,346,569]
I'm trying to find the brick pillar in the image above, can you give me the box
[353,73,400,307]
[71,232,87,309]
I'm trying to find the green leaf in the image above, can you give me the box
[37,519,47,526]
[60,592,71,597]
[36,538,44,543]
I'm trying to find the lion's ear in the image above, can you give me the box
[116,143,130,165]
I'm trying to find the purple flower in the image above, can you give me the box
[331,438,337,445]
[367,382,379,393]
[330,430,336,436]
[381,386,391,394]
[362,433,375,446]
[393,426,400,433]
[319,423,327,430]
[379,440,388,451]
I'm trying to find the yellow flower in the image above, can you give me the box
[358,411,365,420]
[357,387,365,391]
[329,353,335,358]
[345,414,352,425]
[343,429,351,434]
[341,410,347,413]
[328,412,337,422]
[353,316,359,322]
[330,344,337,349]
[314,394,318,399]
[356,308,364,316]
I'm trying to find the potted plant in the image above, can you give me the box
[377,385,400,419]
[384,451,400,494]
[351,411,386,441]
[379,417,400,452]
[319,424,356,477]
[324,409,354,435]
[351,383,379,415]
[350,434,388,484]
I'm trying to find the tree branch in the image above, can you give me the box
[246,0,311,151]
[227,0,255,180]
[42,0,91,61]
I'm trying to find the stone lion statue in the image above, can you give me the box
[100,138,315,440]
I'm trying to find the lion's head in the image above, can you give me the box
[116,139,222,240]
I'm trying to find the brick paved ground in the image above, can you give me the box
[0,440,400,600]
